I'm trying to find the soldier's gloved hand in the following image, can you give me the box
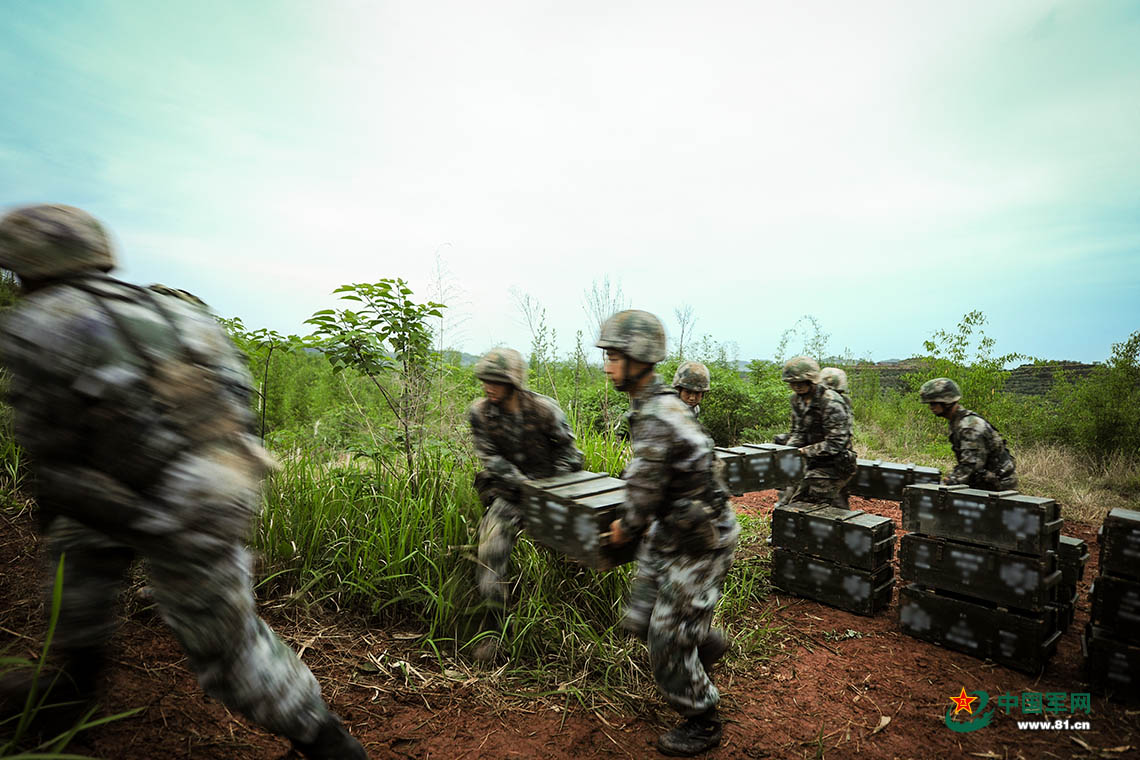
[773,433,789,446]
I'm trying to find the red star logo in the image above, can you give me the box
[950,687,978,715]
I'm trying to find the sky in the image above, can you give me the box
[1,0,1138,364]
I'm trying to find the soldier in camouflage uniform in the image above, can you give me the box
[780,357,857,508]
[601,311,739,757]
[672,361,711,419]
[468,347,584,661]
[920,378,1017,490]
[820,367,852,416]
[0,206,367,759]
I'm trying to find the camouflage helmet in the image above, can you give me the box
[919,377,962,404]
[672,361,711,392]
[819,367,848,393]
[782,356,821,383]
[0,204,115,279]
[595,309,667,364]
[474,347,527,390]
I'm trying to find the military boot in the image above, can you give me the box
[657,709,723,757]
[697,628,728,674]
[470,607,505,665]
[291,712,368,760]
[0,652,102,733]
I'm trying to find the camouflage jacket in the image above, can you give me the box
[467,389,583,488]
[0,274,258,493]
[784,383,854,463]
[622,376,736,553]
[946,407,1017,487]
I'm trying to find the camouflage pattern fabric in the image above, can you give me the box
[618,375,740,717]
[784,383,856,508]
[0,274,332,744]
[946,407,1018,491]
[919,377,962,404]
[595,309,667,363]
[468,389,583,604]
[0,204,114,279]
[672,361,711,392]
[473,347,527,389]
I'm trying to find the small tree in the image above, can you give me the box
[218,317,301,440]
[304,280,444,478]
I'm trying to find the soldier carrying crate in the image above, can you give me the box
[600,310,739,757]
[778,356,857,508]
[467,347,584,662]
[919,377,1018,491]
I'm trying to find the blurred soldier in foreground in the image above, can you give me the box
[672,361,711,419]
[600,310,739,757]
[779,356,857,508]
[468,347,584,662]
[0,205,367,759]
[920,377,1018,491]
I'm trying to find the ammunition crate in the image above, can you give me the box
[1083,623,1140,693]
[1047,587,1079,632]
[1090,574,1140,640]
[1058,535,1091,588]
[1099,508,1140,582]
[898,584,1061,674]
[899,534,1061,613]
[849,459,941,502]
[771,548,894,616]
[518,471,636,570]
[714,444,803,495]
[901,484,1062,556]
[771,503,896,570]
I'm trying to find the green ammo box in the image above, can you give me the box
[898,584,1061,674]
[1098,508,1140,582]
[899,534,1061,613]
[849,459,941,502]
[771,503,896,571]
[1090,574,1140,641]
[714,444,804,495]
[518,471,636,571]
[1083,623,1140,693]
[1058,535,1091,588]
[1047,587,1078,633]
[901,484,1062,556]
[770,547,894,616]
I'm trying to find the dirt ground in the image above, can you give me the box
[2,495,1138,760]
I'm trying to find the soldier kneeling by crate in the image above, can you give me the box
[672,360,711,419]
[919,378,1017,491]
[599,310,739,757]
[468,347,584,662]
[779,356,857,508]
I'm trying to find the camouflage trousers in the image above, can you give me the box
[476,496,527,606]
[786,463,856,509]
[621,517,740,717]
[36,441,330,744]
[948,470,1019,492]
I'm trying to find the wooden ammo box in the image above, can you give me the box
[1090,574,1140,640]
[1048,588,1079,632]
[899,534,1061,612]
[714,444,803,495]
[899,584,1061,674]
[771,503,896,570]
[518,471,636,570]
[849,459,941,502]
[713,448,748,495]
[1099,508,1140,582]
[771,548,893,615]
[1058,535,1091,588]
[1083,623,1140,692]
[901,484,1062,555]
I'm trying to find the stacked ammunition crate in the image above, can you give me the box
[848,459,941,502]
[1084,507,1140,693]
[769,502,895,615]
[1052,535,1089,633]
[897,484,1065,673]
[517,471,636,570]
